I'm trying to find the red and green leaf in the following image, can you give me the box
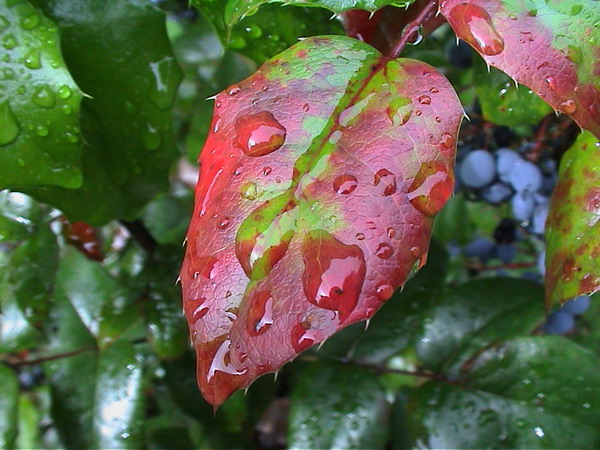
[181,36,462,406]
[545,131,600,307]
[440,0,600,138]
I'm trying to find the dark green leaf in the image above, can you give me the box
[0,364,19,449]
[0,0,82,189]
[432,193,474,245]
[473,57,551,127]
[406,337,600,448]
[192,0,344,63]
[93,341,146,449]
[415,278,544,374]
[288,360,390,449]
[142,193,193,245]
[0,191,41,242]
[55,247,139,348]
[26,0,182,224]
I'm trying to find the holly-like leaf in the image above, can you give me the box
[440,0,600,138]
[288,361,390,449]
[545,131,600,307]
[192,0,343,64]
[0,0,82,189]
[24,0,182,224]
[472,57,552,127]
[180,36,462,406]
[223,0,415,28]
[406,337,600,448]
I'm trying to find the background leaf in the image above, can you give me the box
[0,363,19,449]
[0,0,82,189]
[24,0,182,224]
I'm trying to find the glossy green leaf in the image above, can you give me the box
[0,0,82,189]
[415,278,544,374]
[142,193,193,245]
[55,247,139,348]
[192,0,344,63]
[0,191,40,242]
[406,337,600,448]
[545,131,600,306]
[0,364,19,449]
[473,57,552,127]
[432,193,474,245]
[288,360,390,449]
[25,0,182,224]
[93,341,146,449]
[223,0,416,27]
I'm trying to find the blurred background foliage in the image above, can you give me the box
[0,0,599,448]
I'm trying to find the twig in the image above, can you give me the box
[2,346,97,367]
[468,261,537,272]
[120,219,158,253]
[389,0,438,58]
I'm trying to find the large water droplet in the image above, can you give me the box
[57,85,72,99]
[447,4,505,56]
[418,95,431,105]
[21,13,40,30]
[333,174,358,194]
[374,169,397,196]
[376,243,394,259]
[207,338,247,381]
[236,111,286,157]
[0,100,20,145]
[291,322,316,353]
[32,85,56,108]
[188,256,219,280]
[247,290,274,336]
[560,99,577,114]
[192,303,209,321]
[24,49,41,69]
[143,124,161,150]
[241,182,259,200]
[407,162,454,216]
[301,229,366,323]
[376,284,394,301]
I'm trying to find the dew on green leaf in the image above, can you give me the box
[57,84,72,99]
[3,34,18,50]
[35,124,49,137]
[32,85,56,108]
[0,100,20,145]
[21,13,40,30]
[229,34,246,49]
[24,48,41,69]
[245,24,262,38]
[143,124,161,150]
[148,57,179,110]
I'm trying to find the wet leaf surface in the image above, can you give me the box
[416,278,545,375]
[288,360,390,449]
[0,0,82,189]
[545,131,600,306]
[440,0,600,138]
[180,35,462,405]
[24,0,181,224]
[406,337,600,448]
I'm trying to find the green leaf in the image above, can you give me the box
[0,191,40,242]
[0,364,19,449]
[25,0,182,224]
[432,193,474,245]
[192,0,344,63]
[406,337,600,448]
[473,57,552,127]
[93,341,146,449]
[288,360,390,449]
[16,393,43,449]
[545,131,600,306]
[224,0,416,27]
[142,193,193,245]
[415,278,544,374]
[55,247,139,348]
[0,0,82,189]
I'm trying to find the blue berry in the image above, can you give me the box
[561,295,591,315]
[537,249,545,276]
[481,182,512,204]
[511,192,535,222]
[495,148,521,183]
[493,243,516,263]
[509,160,543,193]
[459,150,496,188]
[531,204,549,235]
[544,311,575,335]
[463,237,495,261]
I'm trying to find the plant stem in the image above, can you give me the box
[389,0,439,59]
[2,346,96,367]
[120,219,158,253]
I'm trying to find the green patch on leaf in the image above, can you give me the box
[545,131,600,306]
[0,0,82,189]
